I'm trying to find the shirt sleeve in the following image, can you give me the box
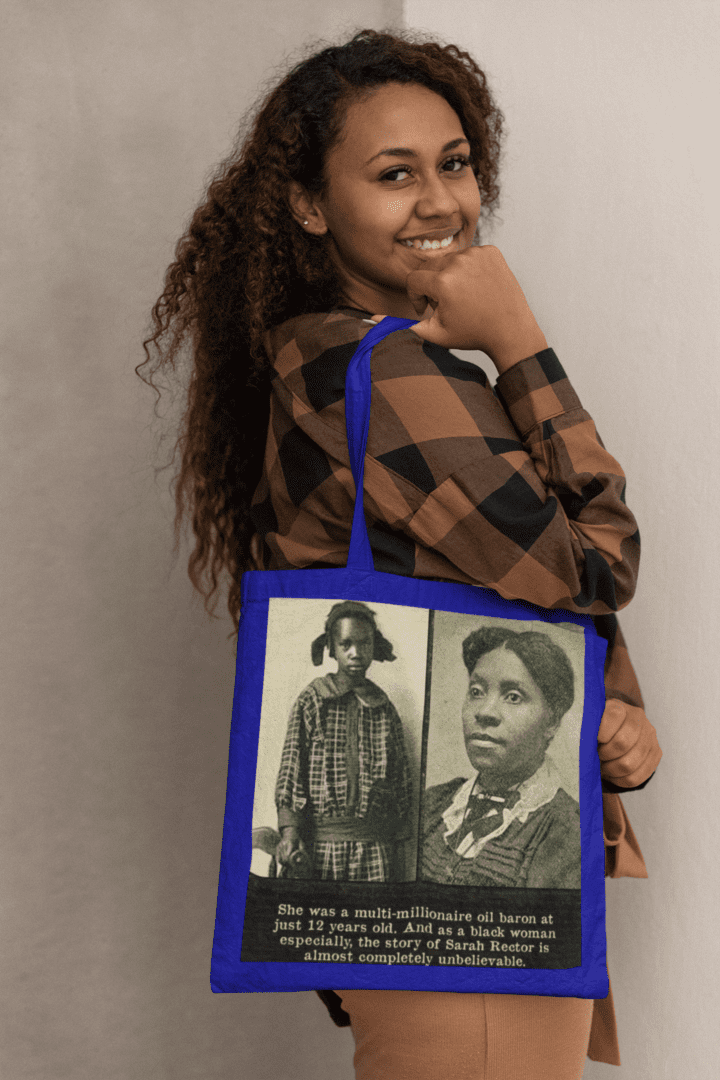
[275,689,312,830]
[386,703,411,824]
[363,338,639,614]
[525,796,582,889]
[262,320,639,615]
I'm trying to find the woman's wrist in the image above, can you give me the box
[491,327,548,375]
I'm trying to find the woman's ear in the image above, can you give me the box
[311,633,327,667]
[288,182,328,237]
[544,716,562,746]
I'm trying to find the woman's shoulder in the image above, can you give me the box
[264,308,490,392]
[372,326,490,389]
[263,309,370,374]
[262,310,371,414]
[546,786,581,820]
[423,778,467,814]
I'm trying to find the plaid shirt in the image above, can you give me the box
[275,673,411,830]
[254,308,638,613]
[257,308,647,790]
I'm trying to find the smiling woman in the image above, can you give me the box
[139,26,661,1080]
[289,80,546,362]
[289,83,482,317]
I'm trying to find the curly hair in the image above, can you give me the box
[462,626,574,725]
[138,28,504,630]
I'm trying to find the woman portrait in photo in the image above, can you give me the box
[421,625,580,889]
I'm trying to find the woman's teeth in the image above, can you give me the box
[401,235,455,250]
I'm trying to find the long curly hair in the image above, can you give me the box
[138,28,504,630]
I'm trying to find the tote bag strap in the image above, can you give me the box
[345,317,417,570]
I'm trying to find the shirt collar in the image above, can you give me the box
[322,671,388,708]
[441,757,564,858]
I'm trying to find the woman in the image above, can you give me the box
[140,28,661,1080]
[421,626,580,889]
[275,601,411,882]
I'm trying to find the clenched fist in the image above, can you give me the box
[598,699,662,788]
[276,826,308,866]
[406,245,548,372]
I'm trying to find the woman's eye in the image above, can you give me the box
[382,167,411,183]
[442,155,471,173]
[469,687,485,699]
[381,156,470,184]
[504,691,523,704]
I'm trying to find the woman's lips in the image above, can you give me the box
[398,230,462,255]
[399,233,462,255]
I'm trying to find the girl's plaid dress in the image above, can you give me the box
[275,671,411,881]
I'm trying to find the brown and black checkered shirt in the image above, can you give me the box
[252,308,647,787]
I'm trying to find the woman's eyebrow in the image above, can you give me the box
[364,137,470,167]
[499,680,526,695]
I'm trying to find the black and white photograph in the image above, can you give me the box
[420,613,585,889]
[250,598,429,883]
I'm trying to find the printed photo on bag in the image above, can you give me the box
[420,612,584,891]
[239,602,590,972]
[249,597,429,883]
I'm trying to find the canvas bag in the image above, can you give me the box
[211,316,609,999]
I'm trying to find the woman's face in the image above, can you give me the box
[332,617,374,682]
[461,646,559,789]
[310,82,482,317]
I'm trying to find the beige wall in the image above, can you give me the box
[0,3,400,1079]
[406,1,720,1076]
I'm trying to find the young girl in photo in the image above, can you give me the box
[275,600,411,882]
[141,27,661,1080]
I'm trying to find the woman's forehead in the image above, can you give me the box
[333,615,373,638]
[332,82,466,166]
[470,646,540,690]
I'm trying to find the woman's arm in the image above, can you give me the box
[275,691,311,831]
[361,337,638,613]
[400,246,639,612]
[596,616,661,791]
[261,311,638,614]
[386,703,411,824]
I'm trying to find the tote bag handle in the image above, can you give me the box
[345,317,417,570]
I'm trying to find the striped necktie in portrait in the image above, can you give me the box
[453,789,522,846]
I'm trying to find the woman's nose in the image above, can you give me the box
[475,697,502,726]
[414,173,458,219]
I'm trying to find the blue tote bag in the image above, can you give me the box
[211,317,609,998]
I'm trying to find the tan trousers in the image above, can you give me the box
[339,990,595,1080]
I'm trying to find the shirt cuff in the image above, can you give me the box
[494,348,584,439]
[277,807,305,830]
[601,772,656,794]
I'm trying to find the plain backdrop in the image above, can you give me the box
[2,2,718,1078]
[406,4,720,1077]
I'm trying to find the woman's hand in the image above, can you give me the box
[276,827,306,865]
[598,699,662,788]
[405,245,547,374]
